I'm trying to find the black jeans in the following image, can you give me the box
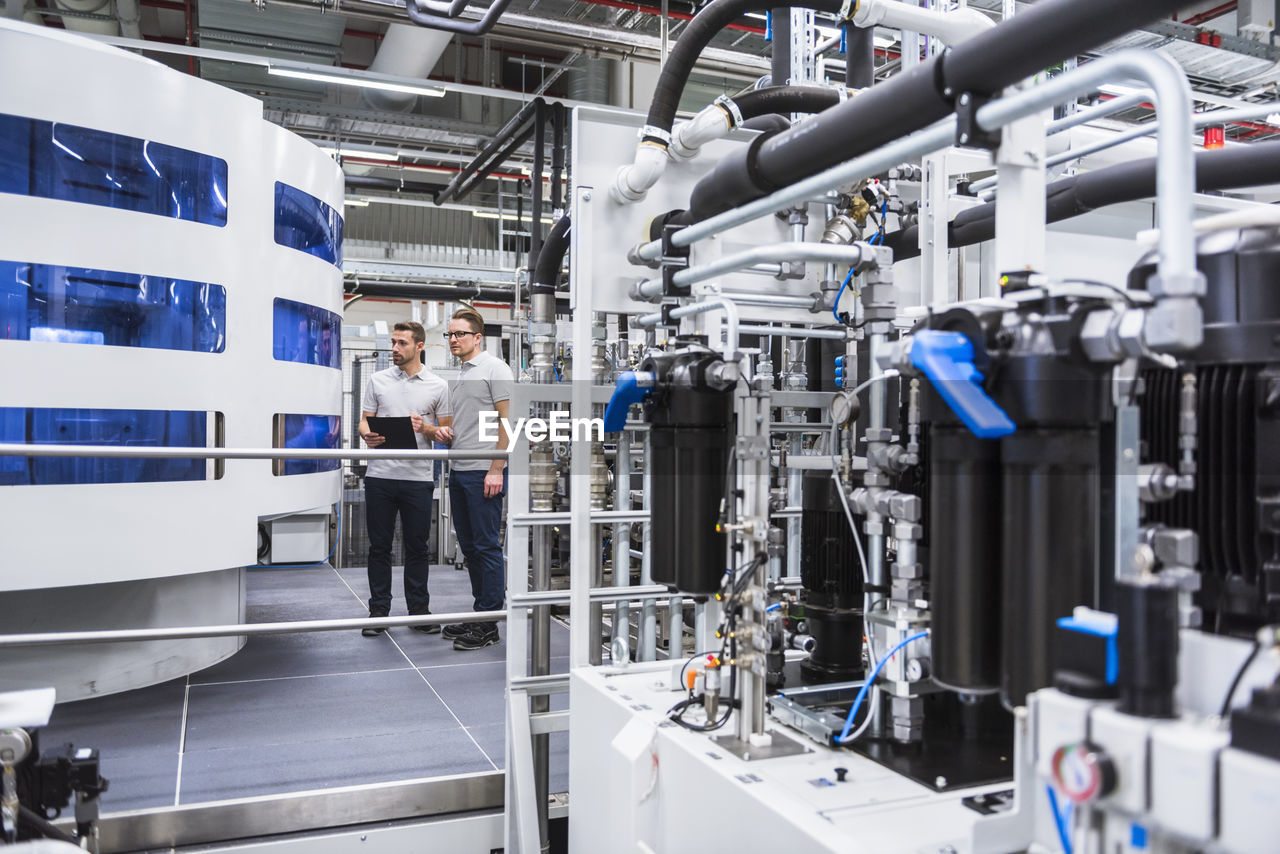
[365,476,434,614]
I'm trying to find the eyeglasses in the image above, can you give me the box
[443,331,480,340]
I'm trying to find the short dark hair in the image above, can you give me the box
[451,307,485,335]
[393,321,426,347]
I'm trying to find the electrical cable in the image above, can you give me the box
[832,472,869,589]
[17,805,79,846]
[837,630,928,743]
[1219,638,1263,718]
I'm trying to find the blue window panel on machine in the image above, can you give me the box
[0,113,228,226]
[277,414,340,476]
[272,297,341,369]
[0,261,226,353]
[0,407,208,486]
[274,182,343,267]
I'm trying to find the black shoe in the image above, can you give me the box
[410,612,441,635]
[453,624,499,651]
[441,623,469,640]
[362,608,389,637]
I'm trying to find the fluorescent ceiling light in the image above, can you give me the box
[344,198,370,207]
[473,210,554,224]
[324,147,399,162]
[268,66,446,98]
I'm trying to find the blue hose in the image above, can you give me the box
[832,265,857,325]
[837,630,928,743]
[1046,785,1074,854]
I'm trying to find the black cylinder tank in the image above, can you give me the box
[643,347,735,595]
[993,308,1112,710]
[799,469,865,682]
[929,425,1003,694]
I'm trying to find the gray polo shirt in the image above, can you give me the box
[361,365,451,482]
[450,351,515,472]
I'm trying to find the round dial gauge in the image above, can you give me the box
[1051,743,1116,804]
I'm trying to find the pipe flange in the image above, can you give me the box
[715,94,745,130]
[640,125,672,147]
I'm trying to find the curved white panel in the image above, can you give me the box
[0,20,343,698]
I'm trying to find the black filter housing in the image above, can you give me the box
[989,300,1113,710]
[642,346,735,595]
[1131,226,1280,630]
[799,469,865,682]
[929,425,1002,694]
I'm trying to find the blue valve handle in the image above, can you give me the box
[909,330,1016,440]
[602,371,656,433]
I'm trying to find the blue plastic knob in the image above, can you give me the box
[909,330,1016,439]
[602,371,656,433]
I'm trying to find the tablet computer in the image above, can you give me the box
[366,416,419,451]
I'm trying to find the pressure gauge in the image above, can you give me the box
[829,391,860,427]
[1050,743,1116,804]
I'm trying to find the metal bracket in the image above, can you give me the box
[660,223,690,297]
[955,92,1002,151]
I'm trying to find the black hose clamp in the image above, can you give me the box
[660,222,691,297]
[955,91,1002,151]
[660,302,679,327]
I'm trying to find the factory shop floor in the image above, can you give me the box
[40,562,570,812]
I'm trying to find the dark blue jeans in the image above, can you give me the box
[365,476,434,614]
[449,469,506,613]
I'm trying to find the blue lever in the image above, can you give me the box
[602,371,656,433]
[909,330,1016,439]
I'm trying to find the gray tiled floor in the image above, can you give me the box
[39,562,571,813]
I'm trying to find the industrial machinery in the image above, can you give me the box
[549,0,1280,851]
[9,0,1280,850]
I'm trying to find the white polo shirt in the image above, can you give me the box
[361,365,451,482]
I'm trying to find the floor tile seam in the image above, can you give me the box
[174,675,191,807]
[179,722,482,756]
[331,564,500,771]
[188,666,415,688]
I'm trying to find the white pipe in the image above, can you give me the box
[116,0,140,39]
[670,102,734,159]
[52,0,116,35]
[611,142,668,203]
[635,298,741,357]
[1136,204,1280,250]
[363,24,453,112]
[850,0,994,45]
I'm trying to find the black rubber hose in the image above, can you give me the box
[686,0,1189,222]
[406,0,515,34]
[531,215,571,295]
[771,7,790,87]
[18,804,80,846]
[345,280,571,309]
[732,85,841,121]
[343,175,442,195]
[883,140,1280,259]
[644,0,844,141]
[435,98,542,203]
[845,23,875,89]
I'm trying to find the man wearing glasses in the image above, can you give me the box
[440,307,514,650]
